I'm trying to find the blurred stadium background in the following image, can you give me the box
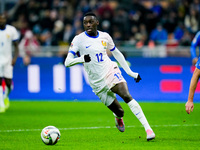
[1,0,200,102]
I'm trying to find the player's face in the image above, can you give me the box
[0,15,6,29]
[83,16,99,36]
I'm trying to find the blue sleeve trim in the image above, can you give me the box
[12,39,19,42]
[110,46,115,51]
[69,50,76,56]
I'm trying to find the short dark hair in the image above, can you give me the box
[84,12,97,18]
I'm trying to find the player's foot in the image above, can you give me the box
[115,117,125,132]
[4,97,10,109]
[0,106,6,113]
[146,129,155,141]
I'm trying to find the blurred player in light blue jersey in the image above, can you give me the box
[65,12,155,141]
[186,31,200,114]
[0,13,19,113]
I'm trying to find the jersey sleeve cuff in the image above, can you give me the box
[110,46,115,51]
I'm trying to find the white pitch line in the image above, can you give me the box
[0,124,199,133]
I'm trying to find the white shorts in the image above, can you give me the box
[0,63,13,79]
[96,66,126,106]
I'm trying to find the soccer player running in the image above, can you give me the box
[64,12,155,141]
[186,31,200,114]
[0,13,19,113]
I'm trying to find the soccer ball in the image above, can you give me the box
[41,126,61,145]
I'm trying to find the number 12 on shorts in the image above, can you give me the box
[114,73,123,81]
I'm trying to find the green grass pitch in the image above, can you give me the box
[0,101,200,150]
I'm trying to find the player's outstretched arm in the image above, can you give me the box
[186,68,200,114]
[64,52,91,67]
[111,48,141,82]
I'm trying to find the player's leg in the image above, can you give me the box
[107,99,125,132]
[111,82,155,141]
[0,77,5,113]
[107,99,124,117]
[3,63,13,109]
[96,86,125,132]
[4,78,12,109]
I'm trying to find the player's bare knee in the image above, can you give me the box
[4,78,12,86]
[122,93,132,103]
[0,78,2,85]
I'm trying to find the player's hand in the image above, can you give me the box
[185,101,194,114]
[134,74,141,83]
[84,54,91,62]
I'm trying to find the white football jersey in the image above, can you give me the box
[0,25,19,65]
[69,31,118,92]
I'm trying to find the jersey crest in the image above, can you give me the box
[101,40,107,49]
[70,43,73,48]
[6,34,10,39]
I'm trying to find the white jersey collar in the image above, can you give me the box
[84,31,99,38]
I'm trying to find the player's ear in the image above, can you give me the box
[96,20,99,26]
